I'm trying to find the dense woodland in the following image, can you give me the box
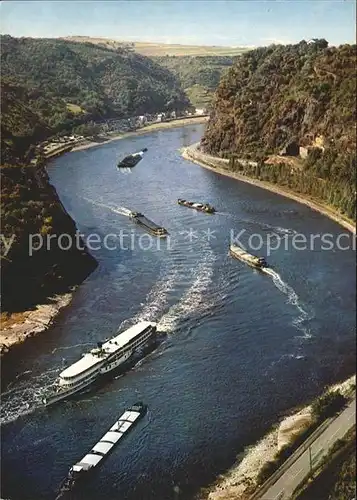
[1,35,191,162]
[1,163,97,311]
[202,40,356,220]
[153,55,236,107]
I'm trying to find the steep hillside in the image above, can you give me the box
[153,56,237,107]
[1,35,191,157]
[61,37,244,108]
[202,40,356,219]
[1,81,52,163]
[1,163,97,312]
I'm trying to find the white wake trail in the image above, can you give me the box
[217,212,298,237]
[1,343,99,425]
[1,367,60,425]
[82,196,132,217]
[1,246,216,423]
[158,248,216,333]
[128,268,180,325]
[262,267,312,337]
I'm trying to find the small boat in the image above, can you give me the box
[230,244,267,268]
[117,148,148,168]
[178,199,215,214]
[57,402,147,495]
[129,211,168,237]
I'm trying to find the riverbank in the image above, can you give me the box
[182,143,355,234]
[70,116,209,153]
[197,375,356,500]
[0,292,73,357]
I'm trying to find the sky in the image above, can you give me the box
[0,0,355,47]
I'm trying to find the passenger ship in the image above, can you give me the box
[43,321,156,406]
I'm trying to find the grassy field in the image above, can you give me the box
[62,36,249,56]
[66,103,85,114]
[185,84,215,108]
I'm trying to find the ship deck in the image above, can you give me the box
[59,322,155,379]
[135,215,165,231]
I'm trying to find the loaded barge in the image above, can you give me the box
[230,244,267,269]
[58,402,147,494]
[42,321,156,406]
[117,148,148,168]
[178,199,215,214]
[129,211,168,236]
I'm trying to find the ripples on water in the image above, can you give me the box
[262,267,312,339]
[1,125,355,500]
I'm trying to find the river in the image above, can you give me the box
[1,124,355,500]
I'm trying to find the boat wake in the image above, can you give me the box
[0,367,60,425]
[82,196,132,217]
[123,268,180,327]
[262,267,312,338]
[158,248,216,333]
[0,340,102,425]
[51,342,94,355]
[218,212,298,237]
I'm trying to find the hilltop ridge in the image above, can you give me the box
[61,36,249,56]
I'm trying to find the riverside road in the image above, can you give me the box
[256,398,356,500]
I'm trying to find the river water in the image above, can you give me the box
[1,124,355,500]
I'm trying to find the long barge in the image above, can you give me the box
[57,402,147,494]
[42,321,156,406]
[178,198,215,214]
[129,211,168,236]
[117,148,148,168]
[230,244,267,269]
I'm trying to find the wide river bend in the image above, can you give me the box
[1,124,355,500]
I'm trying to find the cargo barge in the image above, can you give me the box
[230,244,267,268]
[129,211,168,236]
[178,198,215,214]
[57,402,147,495]
[117,148,148,168]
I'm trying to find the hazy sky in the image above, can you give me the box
[1,0,355,47]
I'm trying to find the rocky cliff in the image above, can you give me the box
[201,40,356,219]
[1,162,97,312]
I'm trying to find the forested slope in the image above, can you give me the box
[1,35,191,161]
[202,40,356,219]
[1,163,97,312]
[153,55,237,107]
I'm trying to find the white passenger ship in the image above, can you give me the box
[43,321,156,406]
